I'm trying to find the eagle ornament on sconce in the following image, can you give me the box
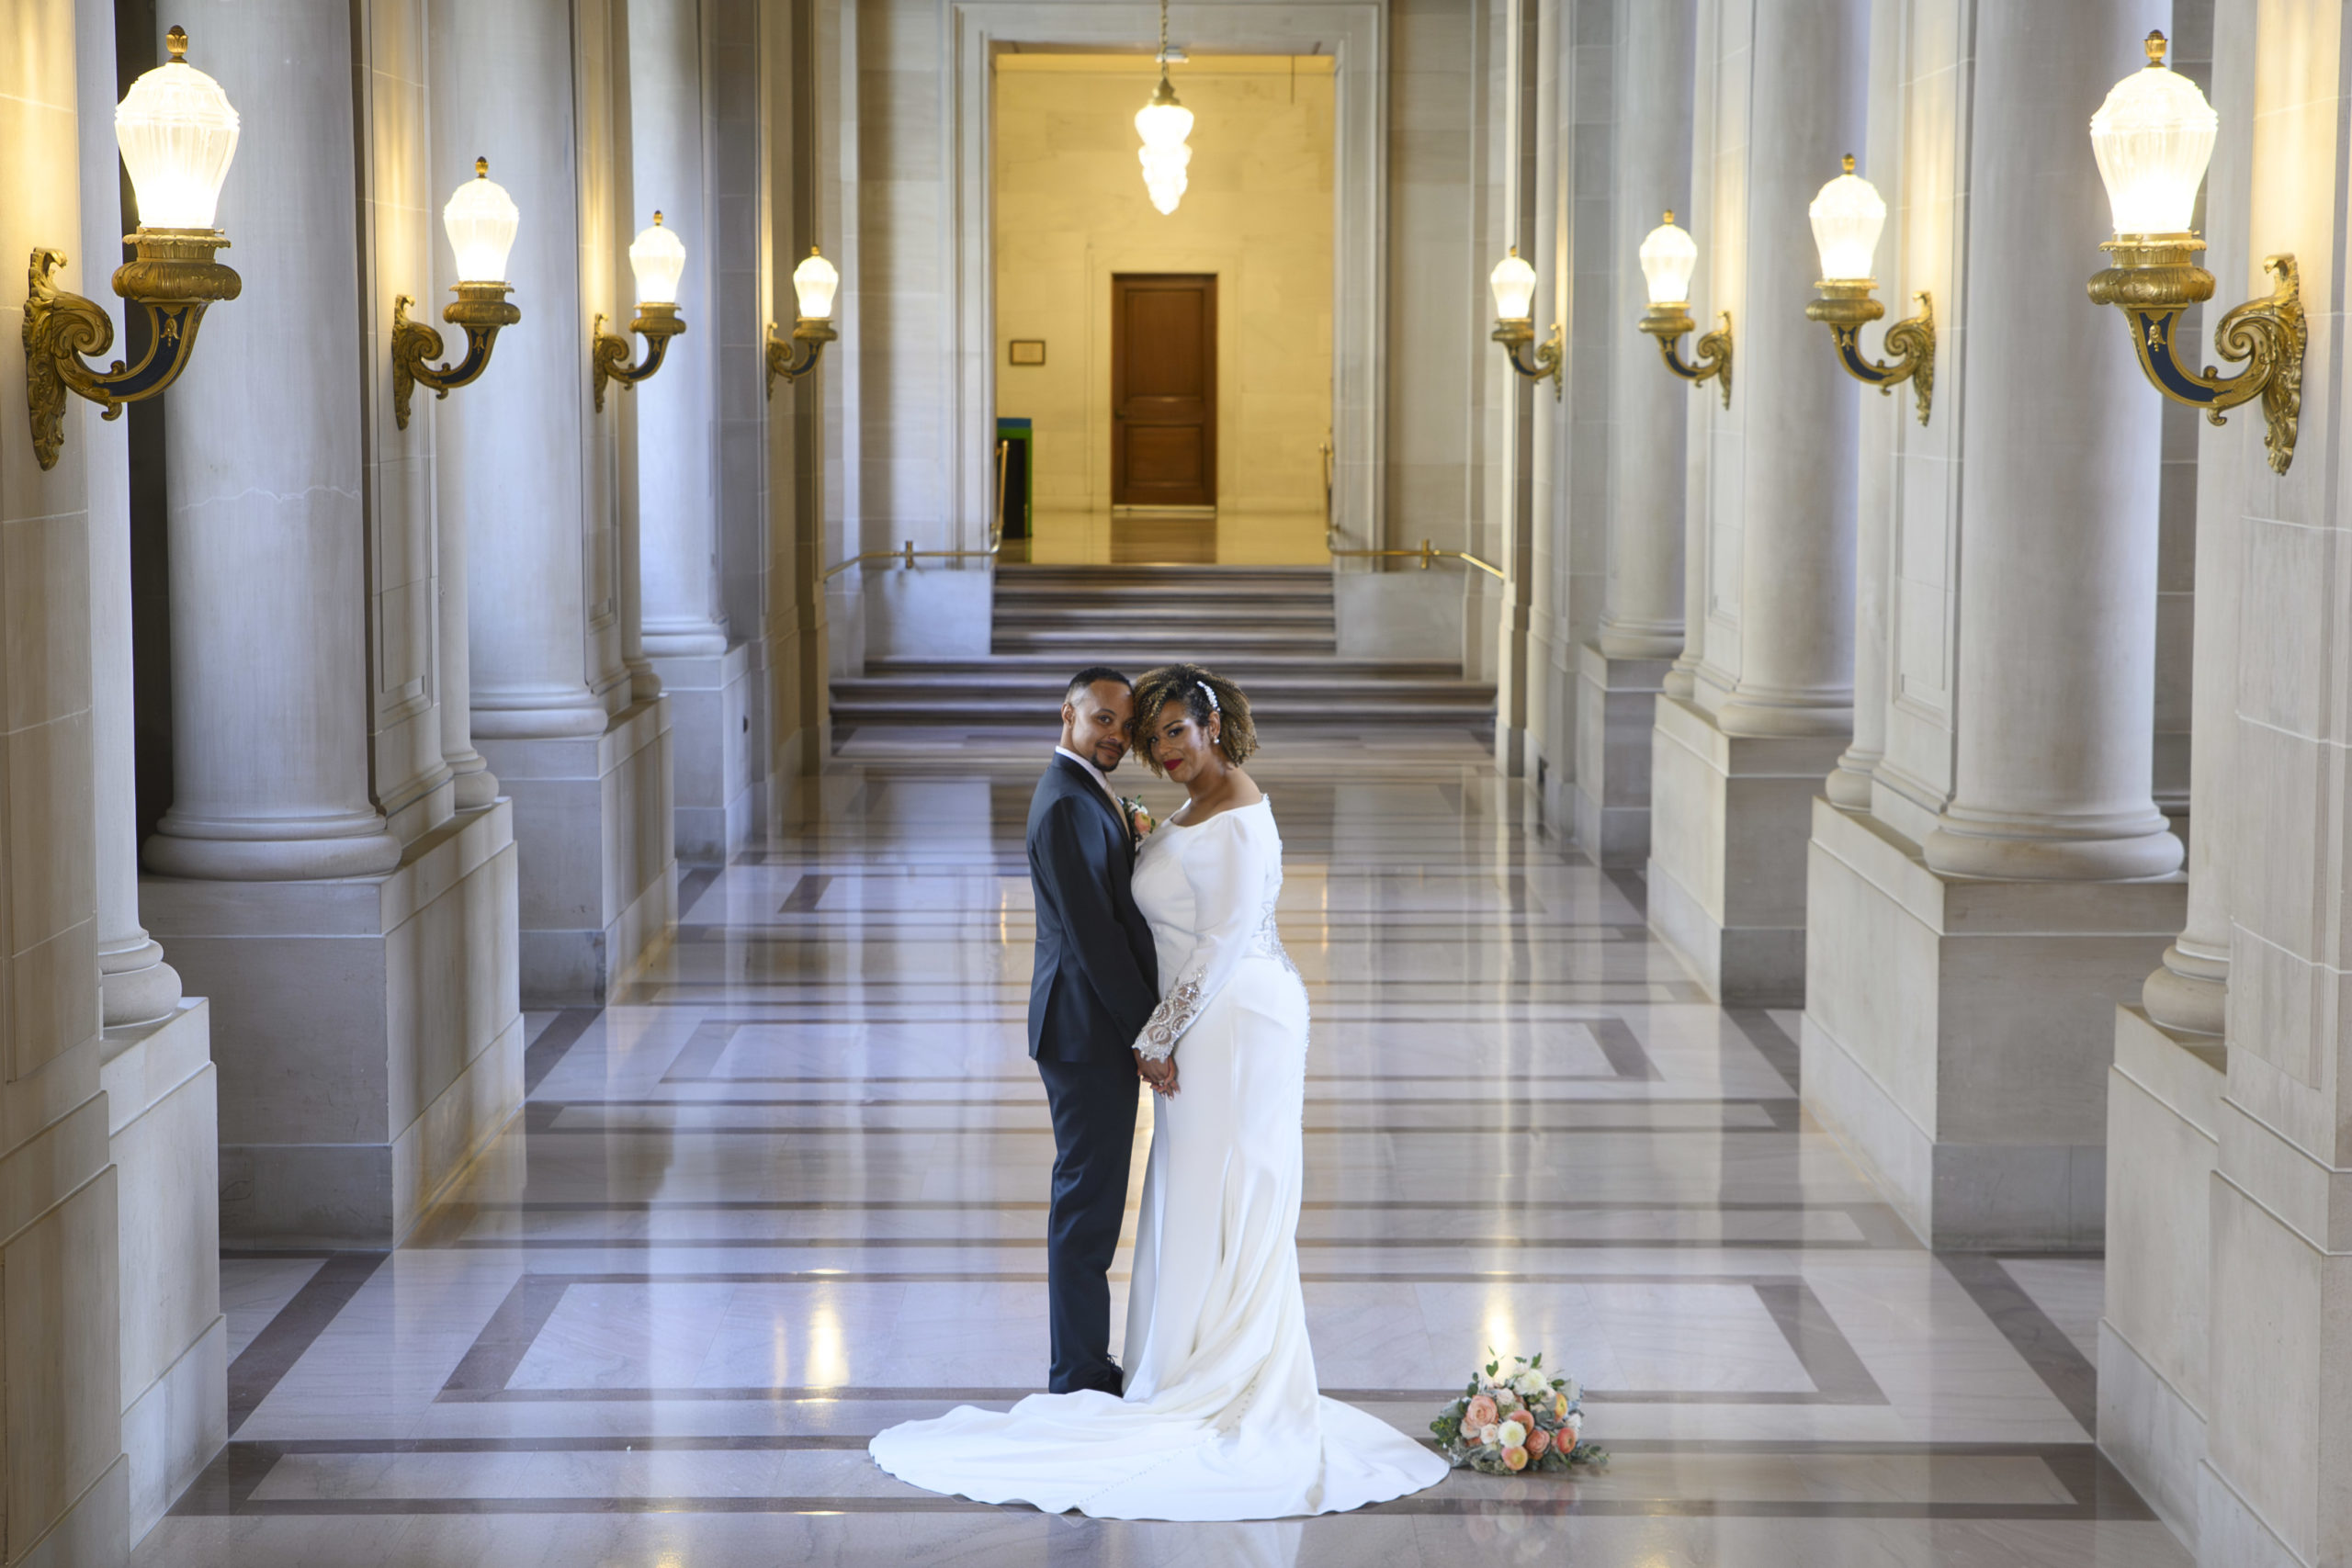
[593,212,690,412]
[1632,213,1731,408]
[391,158,522,430]
[2085,31,2303,474]
[1804,156,1934,426]
[24,26,243,471]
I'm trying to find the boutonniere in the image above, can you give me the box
[1121,796,1155,844]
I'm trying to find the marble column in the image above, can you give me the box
[1573,0,1690,863]
[140,4,400,882]
[433,0,610,743]
[630,0,727,661]
[1713,0,1860,740]
[79,0,178,1025]
[1919,11,2178,883]
[1642,0,1861,1001]
[1798,0,2183,1251]
[1596,0,1691,664]
[434,0,674,1001]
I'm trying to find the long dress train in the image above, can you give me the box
[869,797,1447,1519]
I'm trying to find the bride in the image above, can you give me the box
[870,663,1448,1520]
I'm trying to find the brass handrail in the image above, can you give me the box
[821,439,1010,581]
[1327,536,1507,581]
[1319,434,1335,551]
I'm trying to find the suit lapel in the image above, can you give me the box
[1054,754,1131,853]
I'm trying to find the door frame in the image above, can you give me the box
[948,2,1384,554]
[1109,272,1219,510]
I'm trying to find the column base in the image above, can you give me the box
[1800,798,2185,1247]
[99,936,183,1028]
[654,639,758,864]
[1572,643,1671,867]
[479,695,677,1006]
[2098,1004,2222,1550]
[2143,940,2227,1037]
[141,802,523,1247]
[1645,694,1846,1003]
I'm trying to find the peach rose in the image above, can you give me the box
[1504,1409,1532,1433]
[1524,1427,1551,1458]
[1554,1392,1570,1420]
[1464,1394,1499,1430]
[1503,1445,1529,1472]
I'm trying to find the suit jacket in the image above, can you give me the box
[1026,754,1160,1063]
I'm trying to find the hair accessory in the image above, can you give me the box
[1198,681,1220,715]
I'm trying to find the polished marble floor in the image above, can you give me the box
[140,727,2187,1565]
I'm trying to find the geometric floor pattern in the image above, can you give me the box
[138,727,2188,1565]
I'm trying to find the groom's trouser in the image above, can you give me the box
[1035,1057,1139,1395]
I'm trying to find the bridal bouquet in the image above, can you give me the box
[1430,1353,1605,1474]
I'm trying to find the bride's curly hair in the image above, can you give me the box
[1129,663,1258,776]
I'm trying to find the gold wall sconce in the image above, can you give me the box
[593,212,689,412]
[1804,157,1933,425]
[2086,31,2302,474]
[766,247,841,396]
[24,26,241,471]
[1488,248,1562,400]
[1634,213,1731,407]
[392,158,521,430]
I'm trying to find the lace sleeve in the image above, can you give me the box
[1133,811,1273,1061]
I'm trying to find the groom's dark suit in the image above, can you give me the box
[1027,751,1159,1394]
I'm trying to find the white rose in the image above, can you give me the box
[1477,1424,1501,1446]
[1514,1372,1545,1398]
[1498,1419,1528,1448]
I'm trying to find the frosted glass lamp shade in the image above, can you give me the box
[2090,30,2217,236]
[443,160,520,285]
[115,27,240,231]
[629,212,687,305]
[1638,213,1699,305]
[1809,158,1886,282]
[792,249,840,320]
[1136,76,1194,215]
[1489,249,1538,321]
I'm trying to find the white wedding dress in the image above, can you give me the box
[870,796,1448,1519]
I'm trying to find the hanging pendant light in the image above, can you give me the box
[1136,0,1193,215]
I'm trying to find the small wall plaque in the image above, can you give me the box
[1008,339,1046,366]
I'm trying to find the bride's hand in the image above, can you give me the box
[1135,1051,1180,1097]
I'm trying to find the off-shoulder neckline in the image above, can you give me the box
[1160,795,1272,832]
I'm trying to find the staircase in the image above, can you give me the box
[831,564,1496,730]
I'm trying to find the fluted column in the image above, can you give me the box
[141,1,400,881]
[77,0,181,1021]
[630,0,728,660]
[1598,0,1693,660]
[1922,1,2178,883]
[432,0,611,739]
[1713,0,1862,738]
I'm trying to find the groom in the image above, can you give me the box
[1027,667,1159,1395]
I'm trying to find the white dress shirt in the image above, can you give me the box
[1054,745,1126,823]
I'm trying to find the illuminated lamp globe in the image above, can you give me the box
[1136,73,1194,216]
[1638,212,1699,306]
[629,212,687,305]
[443,159,521,285]
[2089,29,2216,237]
[1808,155,1886,283]
[1488,248,1538,322]
[115,26,241,231]
[792,248,840,321]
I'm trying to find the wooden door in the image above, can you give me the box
[1111,274,1217,508]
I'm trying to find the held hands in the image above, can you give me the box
[1135,1050,1179,1097]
